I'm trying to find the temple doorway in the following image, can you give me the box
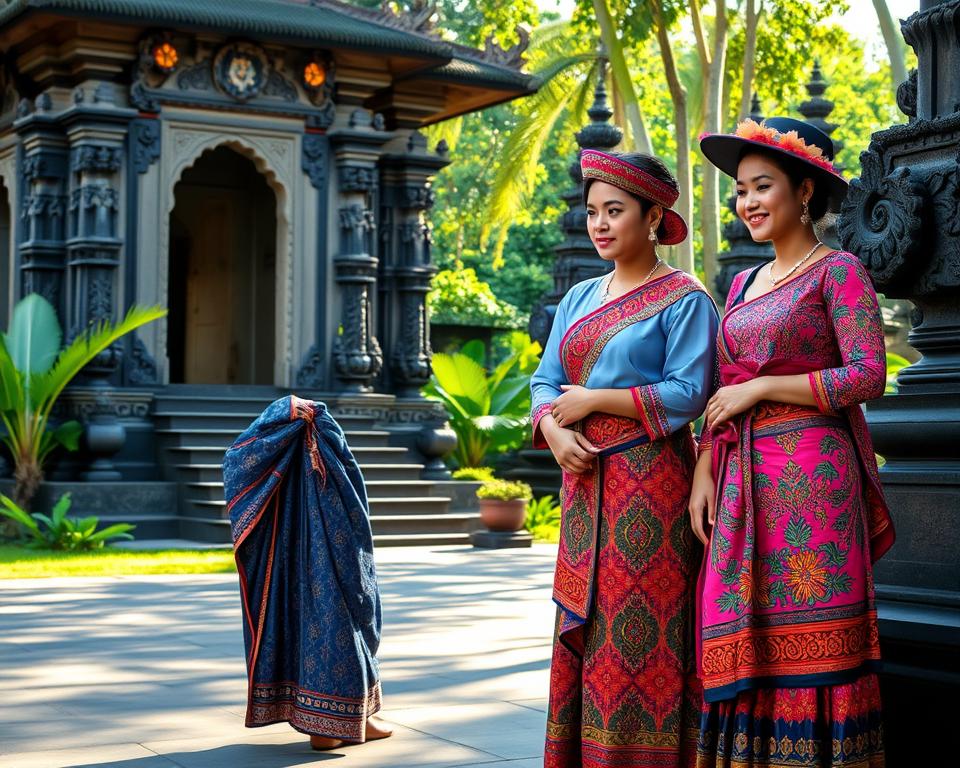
[167,146,277,385]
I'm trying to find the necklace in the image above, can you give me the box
[602,257,663,303]
[768,242,822,286]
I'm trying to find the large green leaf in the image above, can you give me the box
[0,334,24,413]
[30,305,167,414]
[490,375,531,416]
[429,353,489,413]
[86,522,136,543]
[460,340,486,366]
[53,421,83,451]
[8,294,62,376]
[0,493,41,536]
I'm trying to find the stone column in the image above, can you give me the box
[15,94,69,316]
[836,1,960,760]
[378,131,449,397]
[529,53,622,347]
[714,93,774,302]
[327,110,392,393]
[61,87,136,480]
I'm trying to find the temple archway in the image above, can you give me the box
[167,145,277,385]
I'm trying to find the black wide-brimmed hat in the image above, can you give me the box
[699,116,848,212]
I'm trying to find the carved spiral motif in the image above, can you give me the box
[838,151,924,287]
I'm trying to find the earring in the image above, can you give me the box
[648,226,658,242]
[800,200,811,226]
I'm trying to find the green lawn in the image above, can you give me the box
[0,545,237,579]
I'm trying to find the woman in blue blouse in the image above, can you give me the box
[532,150,717,768]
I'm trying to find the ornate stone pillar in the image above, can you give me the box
[836,1,960,760]
[61,87,136,480]
[529,53,622,347]
[15,94,69,316]
[714,93,774,302]
[378,131,449,397]
[328,110,392,392]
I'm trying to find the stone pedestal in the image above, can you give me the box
[470,529,533,549]
[836,1,960,760]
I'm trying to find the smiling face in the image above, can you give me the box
[585,180,661,263]
[735,152,814,243]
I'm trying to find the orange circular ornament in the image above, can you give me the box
[153,42,178,72]
[304,61,326,88]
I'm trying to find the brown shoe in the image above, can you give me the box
[365,715,393,741]
[309,735,345,750]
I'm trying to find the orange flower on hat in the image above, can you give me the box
[735,119,777,142]
[778,130,825,160]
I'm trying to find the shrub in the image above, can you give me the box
[0,492,135,550]
[476,479,533,501]
[525,494,562,543]
[451,466,496,482]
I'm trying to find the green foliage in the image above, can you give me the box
[491,331,543,375]
[885,352,911,394]
[525,494,561,542]
[423,341,532,467]
[0,293,167,507]
[427,269,526,328]
[451,466,496,481]
[477,478,533,501]
[0,492,135,550]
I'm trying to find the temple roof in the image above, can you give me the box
[0,0,535,92]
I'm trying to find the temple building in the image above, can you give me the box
[0,0,535,543]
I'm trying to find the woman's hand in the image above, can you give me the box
[551,384,596,428]
[688,451,715,546]
[704,378,768,429]
[541,416,599,474]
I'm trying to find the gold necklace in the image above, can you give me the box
[602,257,663,302]
[768,242,822,286]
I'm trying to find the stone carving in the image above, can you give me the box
[898,69,918,120]
[302,133,328,189]
[263,70,298,102]
[88,275,113,321]
[339,165,377,192]
[349,109,373,129]
[213,42,269,102]
[130,81,160,113]
[72,145,123,173]
[376,0,438,34]
[176,59,215,92]
[295,344,326,388]
[16,97,31,119]
[482,26,530,69]
[21,155,47,180]
[838,152,925,287]
[132,119,161,173]
[126,335,159,386]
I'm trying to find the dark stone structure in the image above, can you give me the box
[837,0,960,760]
[0,0,536,543]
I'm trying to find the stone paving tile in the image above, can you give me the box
[0,544,558,768]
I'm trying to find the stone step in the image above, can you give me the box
[174,462,426,483]
[167,445,411,466]
[156,428,392,450]
[151,406,374,434]
[184,479,444,503]
[151,397,379,429]
[182,496,454,519]
[177,517,481,546]
[98,515,181,541]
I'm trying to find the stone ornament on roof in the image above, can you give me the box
[214,42,269,102]
[482,26,530,69]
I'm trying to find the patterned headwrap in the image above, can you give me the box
[580,149,688,245]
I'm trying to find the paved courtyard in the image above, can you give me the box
[0,545,558,768]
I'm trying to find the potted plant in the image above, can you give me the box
[476,479,532,532]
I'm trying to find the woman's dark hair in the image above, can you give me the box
[583,152,680,241]
[737,145,830,221]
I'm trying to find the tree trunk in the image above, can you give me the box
[872,0,909,96]
[740,0,760,120]
[652,3,694,275]
[701,0,728,290]
[593,0,652,154]
[13,456,41,512]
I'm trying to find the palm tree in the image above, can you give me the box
[0,294,167,508]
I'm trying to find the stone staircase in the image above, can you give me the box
[152,387,481,546]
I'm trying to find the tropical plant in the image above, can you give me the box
[885,351,911,394]
[427,268,526,328]
[525,493,562,542]
[0,294,167,508]
[0,492,135,550]
[422,339,532,467]
[476,478,533,501]
[451,466,497,482]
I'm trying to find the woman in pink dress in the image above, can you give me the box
[690,117,895,767]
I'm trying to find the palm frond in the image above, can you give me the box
[0,334,24,414]
[7,294,61,376]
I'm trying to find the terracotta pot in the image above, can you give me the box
[478,498,527,532]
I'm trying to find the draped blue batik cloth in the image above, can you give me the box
[223,396,382,741]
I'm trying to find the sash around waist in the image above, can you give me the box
[580,412,658,456]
